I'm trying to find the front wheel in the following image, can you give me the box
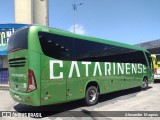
[85,86,99,106]
[141,78,148,90]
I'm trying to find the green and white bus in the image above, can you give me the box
[8,25,153,106]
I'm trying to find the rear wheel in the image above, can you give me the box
[85,86,99,106]
[141,77,148,90]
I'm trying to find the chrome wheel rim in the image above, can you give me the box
[142,80,147,89]
[89,89,97,102]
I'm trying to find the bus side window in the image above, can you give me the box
[38,32,74,60]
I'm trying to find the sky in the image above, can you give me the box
[0,0,160,45]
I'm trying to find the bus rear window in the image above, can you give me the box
[8,28,28,52]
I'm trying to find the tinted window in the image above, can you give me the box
[7,28,28,52]
[74,39,98,61]
[74,38,147,65]
[101,48,147,65]
[74,39,116,61]
[146,52,152,68]
[38,32,147,65]
[39,32,74,60]
[105,50,147,65]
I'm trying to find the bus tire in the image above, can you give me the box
[85,86,99,106]
[141,77,148,90]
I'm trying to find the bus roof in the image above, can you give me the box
[30,25,148,53]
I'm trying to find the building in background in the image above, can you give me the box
[0,0,49,84]
[14,0,48,26]
[0,24,27,84]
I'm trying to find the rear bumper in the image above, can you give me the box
[9,88,40,106]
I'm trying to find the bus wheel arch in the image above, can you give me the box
[85,81,100,106]
[141,76,148,90]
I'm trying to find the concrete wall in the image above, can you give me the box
[0,56,8,68]
[2,56,8,68]
[14,0,48,26]
[33,0,48,26]
[14,0,33,24]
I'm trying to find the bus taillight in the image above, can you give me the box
[27,69,37,92]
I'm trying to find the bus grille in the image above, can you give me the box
[9,57,26,67]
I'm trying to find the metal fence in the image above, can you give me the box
[0,68,8,84]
